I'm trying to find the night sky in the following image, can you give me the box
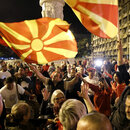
[0,0,90,35]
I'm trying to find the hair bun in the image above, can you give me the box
[6,113,14,123]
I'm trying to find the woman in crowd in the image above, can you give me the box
[80,74,112,117]
[59,99,86,130]
[40,89,65,116]
[39,89,66,129]
[111,41,129,105]
[111,72,126,102]
[5,102,35,130]
[109,41,130,130]
[59,83,96,130]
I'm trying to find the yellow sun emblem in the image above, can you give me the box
[0,18,77,64]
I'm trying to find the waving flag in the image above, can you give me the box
[0,37,8,46]
[0,17,77,64]
[65,0,118,38]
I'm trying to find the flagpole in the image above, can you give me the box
[116,0,123,66]
[117,0,120,43]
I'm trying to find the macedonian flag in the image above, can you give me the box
[0,17,77,64]
[0,37,8,46]
[65,0,118,38]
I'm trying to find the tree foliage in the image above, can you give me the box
[76,38,91,58]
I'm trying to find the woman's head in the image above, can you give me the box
[52,72,62,82]
[18,67,25,76]
[113,72,123,84]
[59,99,87,130]
[6,102,31,124]
[51,90,66,116]
[51,89,65,106]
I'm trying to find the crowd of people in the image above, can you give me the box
[0,41,130,130]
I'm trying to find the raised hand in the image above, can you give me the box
[78,83,96,112]
[75,72,81,78]
[41,88,50,101]
[28,64,37,72]
[77,83,89,100]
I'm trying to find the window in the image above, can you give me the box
[123,38,127,43]
[123,17,127,24]
[122,27,127,33]
[119,10,122,16]
[119,20,122,25]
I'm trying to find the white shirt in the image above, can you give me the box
[0,71,11,79]
[82,76,100,95]
[20,76,31,88]
[0,84,25,108]
[82,76,100,86]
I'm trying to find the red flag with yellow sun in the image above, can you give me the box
[65,0,118,38]
[0,37,8,46]
[0,17,77,64]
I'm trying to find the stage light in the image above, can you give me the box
[94,59,103,67]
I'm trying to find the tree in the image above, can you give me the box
[76,38,91,58]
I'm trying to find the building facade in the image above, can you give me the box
[91,0,130,59]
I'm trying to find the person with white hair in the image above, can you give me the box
[51,89,66,116]
[39,89,66,129]
[51,89,65,105]
[40,89,66,117]
[59,99,86,130]
[59,84,96,130]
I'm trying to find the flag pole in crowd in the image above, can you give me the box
[117,0,120,42]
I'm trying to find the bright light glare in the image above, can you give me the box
[94,59,103,67]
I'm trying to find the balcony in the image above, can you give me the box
[123,34,127,38]
[113,45,117,50]
[118,7,122,11]
[111,51,114,56]
[123,13,127,18]
[123,43,128,49]
[122,23,128,28]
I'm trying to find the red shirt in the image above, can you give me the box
[27,71,33,77]
[42,65,50,71]
[89,83,112,117]
[56,120,63,130]
[114,64,118,71]
[111,82,126,97]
